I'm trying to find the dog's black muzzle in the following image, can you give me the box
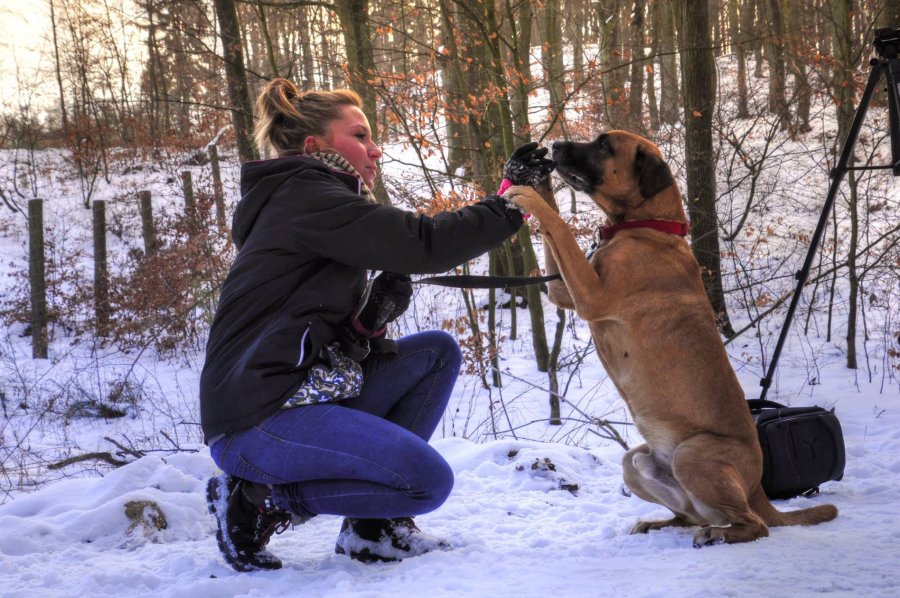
[550,140,571,163]
[551,140,597,193]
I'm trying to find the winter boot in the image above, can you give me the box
[334,516,451,563]
[206,474,293,572]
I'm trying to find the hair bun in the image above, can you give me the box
[272,77,298,101]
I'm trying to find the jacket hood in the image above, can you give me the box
[232,156,328,249]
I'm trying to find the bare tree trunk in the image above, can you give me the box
[251,1,280,77]
[570,0,585,83]
[506,0,533,141]
[548,307,566,425]
[334,0,391,204]
[677,0,735,337]
[213,0,259,163]
[830,0,859,368]
[444,0,552,378]
[785,0,811,134]
[710,0,722,52]
[752,0,764,78]
[318,8,344,89]
[484,0,552,375]
[483,0,523,383]
[540,0,569,138]
[144,3,161,141]
[438,0,471,173]
[646,0,660,131]
[731,0,750,118]
[208,143,228,231]
[298,6,316,89]
[763,0,789,130]
[171,9,192,134]
[658,0,679,124]
[49,0,69,133]
[598,0,628,127]
[627,0,646,132]
[144,2,171,138]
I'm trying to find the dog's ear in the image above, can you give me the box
[634,145,675,199]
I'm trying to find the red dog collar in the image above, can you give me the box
[598,220,689,240]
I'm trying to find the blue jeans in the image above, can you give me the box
[210,330,460,520]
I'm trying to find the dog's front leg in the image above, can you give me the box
[531,181,575,310]
[506,185,611,322]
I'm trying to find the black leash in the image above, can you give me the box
[413,226,598,291]
[414,273,561,291]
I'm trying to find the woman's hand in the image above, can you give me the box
[502,142,555,187]
[352,272,413,337]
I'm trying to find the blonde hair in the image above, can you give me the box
[253,78,364,158]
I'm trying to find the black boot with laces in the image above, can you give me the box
[334,516,452,563]
[206,474,293,572]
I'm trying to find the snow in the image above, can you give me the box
[2,56,899,597]
[1,387,899,597]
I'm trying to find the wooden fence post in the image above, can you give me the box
[28,199,48,358]
[139,190,157,255]
[208,144,227,231]
[181,170,195,223]
[92,199,109,336]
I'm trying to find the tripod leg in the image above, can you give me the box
[758,62,884,400]
[886,57,900,174]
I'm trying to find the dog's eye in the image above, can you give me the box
[597,135,612,153]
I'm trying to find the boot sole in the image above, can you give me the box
[335,543,402,564]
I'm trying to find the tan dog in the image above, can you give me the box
[505,130,837,546]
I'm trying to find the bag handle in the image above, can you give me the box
[746,398,787,410]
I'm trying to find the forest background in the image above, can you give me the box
[1,0,899,501]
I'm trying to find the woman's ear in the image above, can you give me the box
[303,135,320,154]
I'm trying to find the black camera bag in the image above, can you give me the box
[747,399,845,499]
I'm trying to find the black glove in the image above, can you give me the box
[502,142,555,187]
[352,272,413,336]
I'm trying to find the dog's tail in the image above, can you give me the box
[751,488,838,527]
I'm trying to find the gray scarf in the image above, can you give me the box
[306,151,375,202]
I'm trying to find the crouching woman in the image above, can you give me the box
[199,77,541,572]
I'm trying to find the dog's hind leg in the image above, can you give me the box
[631,516,694,534]
[672,437,769,546]
[623,444,703,533]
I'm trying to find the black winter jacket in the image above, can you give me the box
[199,156,523,442]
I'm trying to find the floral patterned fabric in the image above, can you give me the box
[283,342,364,408]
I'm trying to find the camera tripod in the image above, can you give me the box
[758,27,900,400]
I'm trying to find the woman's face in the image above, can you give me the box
[304,105,382,188]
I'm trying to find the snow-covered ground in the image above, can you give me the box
[0,363,898,597]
